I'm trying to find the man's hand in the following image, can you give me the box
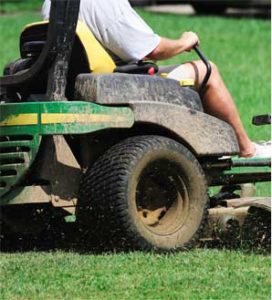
[179,32,200,52]
[146,31,200,61]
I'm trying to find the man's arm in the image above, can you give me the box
[146,32,200,61]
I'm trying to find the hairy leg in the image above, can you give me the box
[167,60,255,157]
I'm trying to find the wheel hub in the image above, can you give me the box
[136,159,190,235]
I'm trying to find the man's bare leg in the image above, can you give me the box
[167,60,255,157]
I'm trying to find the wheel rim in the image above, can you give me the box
[136,159,190,235]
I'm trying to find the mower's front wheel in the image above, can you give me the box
[78,136,208,251]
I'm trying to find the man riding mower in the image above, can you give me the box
[0,0,270,251]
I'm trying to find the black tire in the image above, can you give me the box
[77,136,208,252]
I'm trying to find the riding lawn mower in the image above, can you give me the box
[0,0,270,252]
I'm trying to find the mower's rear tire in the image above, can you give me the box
[78,136,208,252]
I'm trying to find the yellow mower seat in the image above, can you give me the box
[75,21,116,74]
[20,20,116,74]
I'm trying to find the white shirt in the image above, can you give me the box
[41,0,160,62]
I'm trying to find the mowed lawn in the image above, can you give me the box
[1,250,270,300]
[0,9,271,300]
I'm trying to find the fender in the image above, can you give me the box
[75,73,239,156]
[130,101,239,156]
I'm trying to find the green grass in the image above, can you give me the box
[0,0,41,13]
[1,250,270,300]
[0,13,41,71]
[0,10,271,300]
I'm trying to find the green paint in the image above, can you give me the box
[1,101,134,135]
[0,135,41,198]
[0,101,134,199]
